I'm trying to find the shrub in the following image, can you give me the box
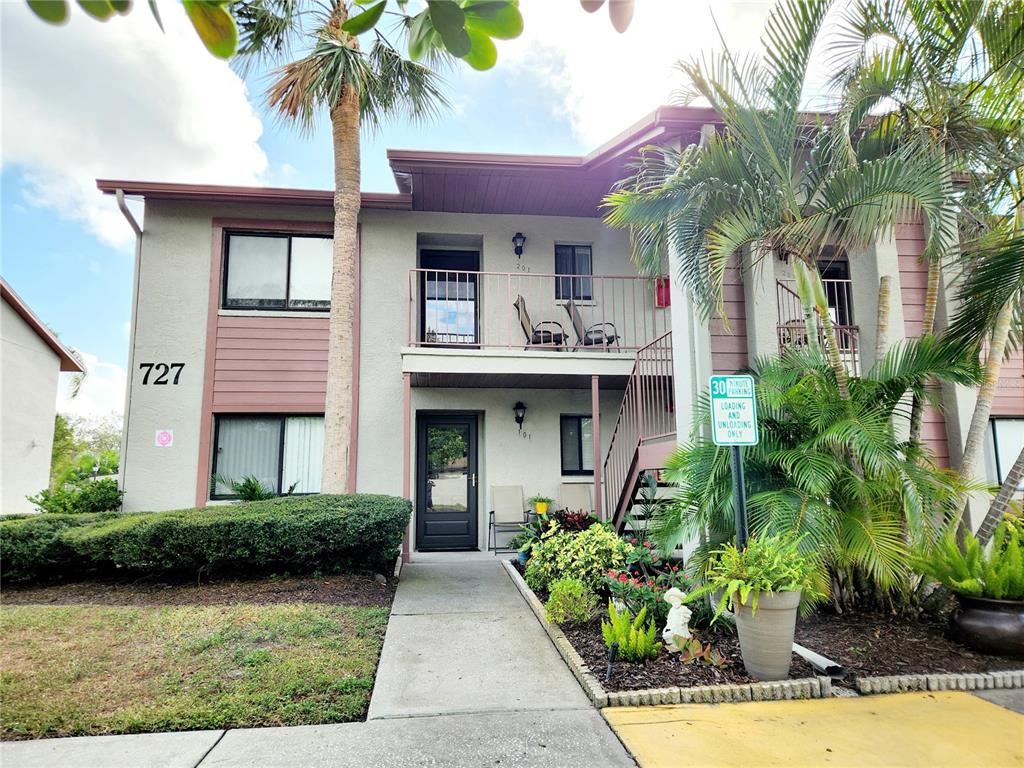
[0,494,411,584]
[0,513,114,582]
[601,600,661,662]
[27,478,123,515]
[545,577,598,625]
[552,508,598,532]
[915,518,1024,600]
[524,522,628,593]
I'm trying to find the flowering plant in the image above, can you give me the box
[606,561,691,623]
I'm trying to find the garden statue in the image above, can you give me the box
[662,587,693,652]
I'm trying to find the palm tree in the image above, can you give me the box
[231,1,521,492]
[603,0,958,402]
[830,0,1024,441]
[654,338,981,611]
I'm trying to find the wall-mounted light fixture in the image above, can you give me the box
[512,232,526,258]
[513,401,527,432]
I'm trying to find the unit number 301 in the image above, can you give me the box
[139,363,185,385]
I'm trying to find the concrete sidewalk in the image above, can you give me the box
[2,559,635,768]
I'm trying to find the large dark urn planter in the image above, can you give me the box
[950,595,1024,658]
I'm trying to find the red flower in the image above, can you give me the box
[631,578,639,585]
[619,574,628,583]
[630,538,638,545]
[646,580,654,588]
[643,540,652,548]
[607,570,618,578]
[671,566,679,572]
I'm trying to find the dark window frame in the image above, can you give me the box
[222,230,332,312]
[210,413,324,500]
[560,414,594,476]
[554,243,593,301]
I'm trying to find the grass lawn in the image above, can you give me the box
[1,583,391,740]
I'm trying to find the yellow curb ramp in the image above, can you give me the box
[604,691,1024,767]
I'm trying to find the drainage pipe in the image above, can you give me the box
[114,189,143,505]
[792,642,845,680]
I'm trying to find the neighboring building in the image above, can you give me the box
[1,279,85,513]
[99,105,1022,553]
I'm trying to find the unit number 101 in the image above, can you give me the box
[139,363,185,385]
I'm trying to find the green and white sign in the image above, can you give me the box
[709,375,759,446]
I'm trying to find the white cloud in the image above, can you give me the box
[57,351,127,422]
[1,2,268,248]
[501,1,842,147]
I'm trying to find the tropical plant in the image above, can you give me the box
[606,564,690,624]
[603,0,958,402]
[914,517,1024,601]
[230,1,521,493]
[212,473,279,501]
[687,533,823,620]
[551,508,597,531]
[676,636,727,667]
[601,600,661,662]
[527,494,555,507]
[544,577,599,626]
[654,339,981,612]
[524,522,629,593]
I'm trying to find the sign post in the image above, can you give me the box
[709,375,759,548]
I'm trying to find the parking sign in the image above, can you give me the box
[709,375,759,446]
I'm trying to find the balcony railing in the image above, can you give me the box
[603,331,675,523]
[407,269,670,352]
[776,279,860,375]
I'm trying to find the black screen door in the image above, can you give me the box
[416,415,478,550]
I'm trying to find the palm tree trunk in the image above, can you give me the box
[875,275,891,363]
[957,301,1012,502]
[805,257,851,400]
[976,445,1024,546]
[321,85,361,494]
[792,259,821,358]
[909,243,944,443]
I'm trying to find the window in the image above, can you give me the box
[223,233,332,310]
[560,415,594,475]
[984,418,1024,489]
[555,244,593,301]
[211,415,325,498]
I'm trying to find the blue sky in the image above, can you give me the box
[1,1,775,419]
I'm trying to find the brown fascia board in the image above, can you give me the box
[1,278,85,372]
[96,180,412,210]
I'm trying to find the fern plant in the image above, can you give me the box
[601,601,661,662]
[915,518,1024,601]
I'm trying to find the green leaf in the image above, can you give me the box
[428,0,470,57]
[462,26,497,70]
[76,0,115,20]
[183,0,238,59]
[27,0,68,23]
[109,0,130,12]
[146,0,163,31]
[407,9,435,60]
[342,1,386,35]
[463,0,523,40]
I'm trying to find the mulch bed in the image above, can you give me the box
[562,617,815,691]
[1,572,395,608]
[793,608,1022,679]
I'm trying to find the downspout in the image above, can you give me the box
[115,189,143,506]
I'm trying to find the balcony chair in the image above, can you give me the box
[564,298,620,350]
[489,485,530,552]
[560,482,593,515]
[513,295,567,349]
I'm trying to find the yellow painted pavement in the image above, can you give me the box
[604,691,1023,768]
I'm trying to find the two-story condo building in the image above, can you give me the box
[100,106,1022,557]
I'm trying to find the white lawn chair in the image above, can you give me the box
[559,483,593,515]
[489,485,528,552]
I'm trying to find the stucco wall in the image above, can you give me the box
[1,301,60,513]
[121,200,332,511]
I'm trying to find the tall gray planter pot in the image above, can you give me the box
[734,589,801,681]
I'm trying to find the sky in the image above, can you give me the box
[1,0,817,423]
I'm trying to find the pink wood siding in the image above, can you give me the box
[896,217,950,466]
[993,347,1024,416]
[212,315,328,410]
[711,259,748,374]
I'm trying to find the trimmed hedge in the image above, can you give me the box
[0,495,410,584]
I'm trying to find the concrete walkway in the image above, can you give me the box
[3,558,634,768]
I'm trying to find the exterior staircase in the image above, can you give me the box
[602,331,677,529]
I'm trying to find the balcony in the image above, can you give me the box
[776,279,860,375]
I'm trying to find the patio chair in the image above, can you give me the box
[559,483,593,515]
[563,298,620,349]
[489,485,529,552]
[513,295,566,349]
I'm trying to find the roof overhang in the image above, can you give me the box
[1,279,85,373]
[96,180,411,210]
